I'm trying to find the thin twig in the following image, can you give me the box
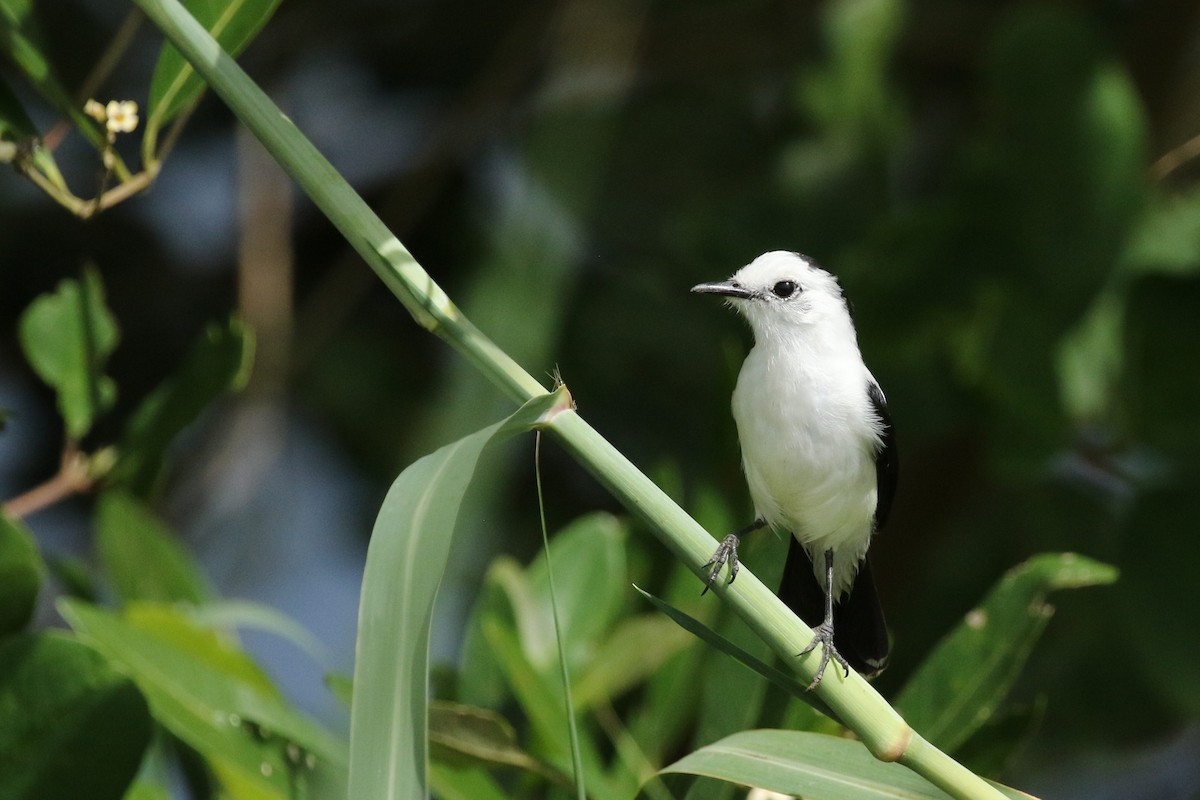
[2,446,92,519]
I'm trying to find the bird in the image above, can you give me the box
[691,250,897,688]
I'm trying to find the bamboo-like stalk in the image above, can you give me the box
[131,2,1012,798]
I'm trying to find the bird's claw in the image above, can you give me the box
[798,622,850,690]
[701,533,741,595]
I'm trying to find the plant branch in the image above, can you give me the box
[3,445,92,519]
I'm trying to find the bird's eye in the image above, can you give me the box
[771,280,798,298]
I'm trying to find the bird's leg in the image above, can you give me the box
[798,548,851,689]
[702,518,766,594]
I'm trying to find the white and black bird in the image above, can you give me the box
[692,250,897,687]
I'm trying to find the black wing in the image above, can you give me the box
[866,380,898,531]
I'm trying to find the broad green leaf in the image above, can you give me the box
[520,512,627,672]
[572,614,697,710]
[146,0,285,139]
[113,318,253,496]
[348,389,568,800]
[661,729,1029,799]
[0,632,152,800]
[96,491,208,605]
[895,553,1117,753]
[0,512,44,634]
[18,269,120,439]
[59,600,345,797]
[428,762,512,800]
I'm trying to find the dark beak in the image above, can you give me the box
[690,279,753,299]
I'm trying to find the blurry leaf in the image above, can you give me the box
[954,699,1045,779]
[0,0,108,151]
[1121,274,1200,452]
[572,614,691,710]
[0,632,152,800]
[0,69,36,140]
[96,491,208,605]
[459,560,519,709]
[797,0,906,150]
[1119,189,1200,276]
[1056,290,1124,423]
[325,673,352,709]
[895,553,1117,753]
[59,600,345,796]
[0,512,44,635]
[347,389,568,800]
[428,762,512,800]
[146,0,285,135]
[44,555,99,602]
[429,701,558,780]
[661,729,1029,799]
[520,512,627,672]
[121,780,171,800]
[190,600,329,666]
[1117,482,1200,717]
[113,318,253,496]
[18,269,119,439]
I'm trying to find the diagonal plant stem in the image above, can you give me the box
[130,2,1011,798]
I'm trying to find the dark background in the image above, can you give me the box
[3,0,1200,796]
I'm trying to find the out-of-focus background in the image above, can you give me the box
[3,0,1200,796]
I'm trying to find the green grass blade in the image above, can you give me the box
[348,390,569,800]
[661,730,1033,800]
[534,433,586,800]
[895,553,1117,753]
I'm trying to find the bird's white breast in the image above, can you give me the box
[732,337,881,597]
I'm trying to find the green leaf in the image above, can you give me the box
[348,389,569,800]
[121,780,172,800]
[661,729,1028,799]
[18,270,120,439]
[429,700,560,782]
[96,491,208,605]
[0,632,152,800]
[572,614,691,710]
[146,0,285,139]
[112,318,253,496]
[895,553,1117,753]
[0,512,44,635]
[189,600,330,667]
[519,512,627,673]
[59,600,346,796]
[428,762,513,800]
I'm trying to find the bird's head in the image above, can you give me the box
[691,251,851,340]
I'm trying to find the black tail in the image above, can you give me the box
[777,538,890,677]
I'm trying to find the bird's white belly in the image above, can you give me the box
[732,351,879,597]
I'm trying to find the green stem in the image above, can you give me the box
[131,2,1012,798]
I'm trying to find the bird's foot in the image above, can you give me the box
[701,533,741,594]
[798,622,850,690]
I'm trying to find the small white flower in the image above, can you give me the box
[104,100,139,134]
